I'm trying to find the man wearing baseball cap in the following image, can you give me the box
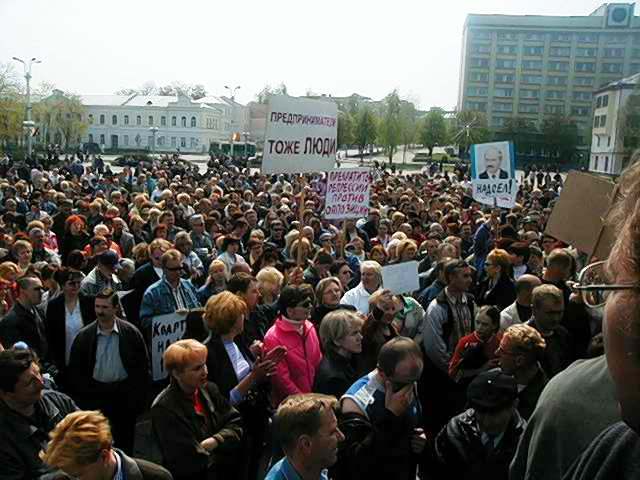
[80,250,123,299]
[434,369,526,479]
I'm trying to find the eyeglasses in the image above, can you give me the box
[296,299,313,309]
[570,260,640,308]
[165,266,183,272]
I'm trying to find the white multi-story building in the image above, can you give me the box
[80,92,250,153]
[590,71,639,175]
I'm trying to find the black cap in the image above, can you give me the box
[97,250,119,267]
[467,369,517,411]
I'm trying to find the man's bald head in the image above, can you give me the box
[515,274,542,305]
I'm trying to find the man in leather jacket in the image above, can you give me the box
[434,369,526,480]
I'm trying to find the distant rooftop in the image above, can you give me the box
[597,71,640,93]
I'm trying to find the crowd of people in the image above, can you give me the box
[0,148,637,480]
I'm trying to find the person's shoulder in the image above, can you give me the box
[133,457,173,480]
[264,457,287,480]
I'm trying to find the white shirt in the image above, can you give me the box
[65,301,83,365]
[341,283,380,315]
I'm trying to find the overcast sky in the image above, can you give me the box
[2,0,609,109]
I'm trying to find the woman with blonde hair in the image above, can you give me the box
[256,266,284,305]
[11,239,33,275]
[151,339,243,480]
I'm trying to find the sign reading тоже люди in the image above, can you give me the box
[262,95,338,174]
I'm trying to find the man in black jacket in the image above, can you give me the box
[0,348,78,480]
[67,288,150,454]
[41,409,172,480]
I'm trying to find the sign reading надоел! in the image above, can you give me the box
[470,141,517,209]
[262,95,338,174]
[324,168,371,220]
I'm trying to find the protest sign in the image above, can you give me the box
[262,95,338,174]
[151,311,188,381]
[545,170,618,258]
[470,141,517,208]
[324,168,371,219]
[382,261,420,295]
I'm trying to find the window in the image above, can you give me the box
[545,105,565,114]
[601,115,607,127]
[546,90,566,100]
[493,102,513,112]
[181,116,187,127]
[161,116,166,126]
[608,136,611,147]
[148,136,153,147]
[602,95,609,107]
[520,89,540,99]
[494,88,513,97]
[494,73,515,83]
[522,60,543,70]
[551,33,572,43]
[100,134,105,144]
[603,47,625,58]
[576,47,597,57]
[523,46,544,56]
[171,116,177,126]
[548,61,569,72]
[521,74,542,84]
[470,58,490,68]
[471,44,492,54]
[547,76,567,86]
[492,117,507,127]
[470,72,489,82]
[575,63,596,73]
[136,115,141,125]
[571,107,589,117]
[632,63,640,74]
[496,45,517,55]
[111,115,117,125]
[573,91,592,102]
[605,157,609,172]
[577,33,598,43]
[594,115,607,128]
[472,30,492,40]
[465,101,487,111]
[602,63,623,74]
[597,136,601,147]
[123,135,129,146]
[633,49,640,59]
[497,32,518,41]
[124,115,129,125]
[148,116,154,126]
[596,96,602,108]
[171,137,176,147]
[88,114,94,124]
[190,138,197,148]
[525,32,545,41]
[549,47,571,57]
[99,114,105,125]
[496,59,516,69]
[604,33,626,44]
[88,133,94,143]
[519,104,539,113]
[595,155,599,170]
[574,77,594,87]
[180,137,186,148]
[190,116,197,128]
[158,136,165,146]
[467,86,488,96]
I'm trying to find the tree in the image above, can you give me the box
[622,85,640,153]
[158,82,207,99]
[115,81,157,96]
[337,111,354,149]
[34,91,88,149]
[399,101,417,163]
[541,115,579,163]
[499,117,540,156]
[0,63,24,147]
[255,83,288,104]
[418,110,449,157]
[378,90,401,164]
[353,106,377,163]
[453,110,490,158]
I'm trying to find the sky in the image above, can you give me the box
[1,0,610,110]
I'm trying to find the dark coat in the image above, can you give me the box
[434,408,526,480]
[0,301,48,360]
[67,318,150,413]
[116,449,173,480]
[44,293,95,374]
[313,351,358,399]
[479,169,509,179]
[59,231,90,264]
[239,302,278,346]
[151,381,243,480]
[476,273,516,311]
[310,303,357,330]
[517,367,548,421]
[0,389,77,480]
[126,262,161,328]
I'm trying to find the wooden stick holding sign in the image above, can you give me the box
[297,175,306,268]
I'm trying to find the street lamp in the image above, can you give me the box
[149,126,159,157]
[12,56,41,158]
[224,85,241,158]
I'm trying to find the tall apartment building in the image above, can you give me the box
[458,3,640,136]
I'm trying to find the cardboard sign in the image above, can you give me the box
[470,141,517,208]
[545,170,618,258]
[262,95,338,174]
[151,312,188,381]
[382,261,420,295]
[324,168,371,219]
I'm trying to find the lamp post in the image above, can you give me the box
[242,131,250,156]
[149,126,158,157]
[12,56,41,158]
[224,85,241,158]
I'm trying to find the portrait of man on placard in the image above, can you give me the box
[478,145,510,179]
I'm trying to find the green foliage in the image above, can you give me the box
[34,91,88,148]
[0,63,24,145]
[399,102,417,163]
[541,115,579,162]
[256,83,288,104]
[418,110,449,156]
[453,110,490,157]
[622,85,640,152]
[353,106,377,160]
[378,90,402,163]
[337,111,354,147]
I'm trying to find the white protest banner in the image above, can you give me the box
[470,141,517,209]
[382,261,420,295]
[151,311,188,381]
[262,95,337,174]
[324,168,371,220]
